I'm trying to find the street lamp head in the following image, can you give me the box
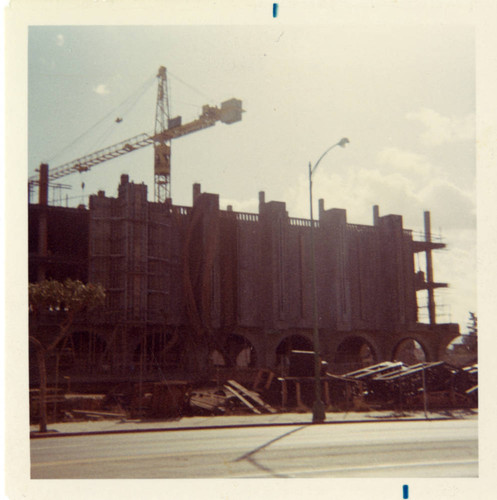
[310,138,350,176]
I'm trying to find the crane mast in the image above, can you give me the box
[154,66,172,203]
[29,66,243,205]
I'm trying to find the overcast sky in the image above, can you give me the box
[27,23,475,331]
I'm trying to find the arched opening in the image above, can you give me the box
[442,336,477,367]
[224,334,256,368]
[393,338,427,364]
[275,334,313,373]
[333,336,377,374]
[209,349,226,367]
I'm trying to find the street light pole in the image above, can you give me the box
[309,137,349,424]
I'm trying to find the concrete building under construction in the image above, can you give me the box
[29,173,459,385]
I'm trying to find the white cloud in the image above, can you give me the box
[418,179,476,230]
[377,147,433,177]
[93,84,110,95]
[374,146,476,229]
[301,166,422,227]
[55,34,65,47]
[292,157,475,233]
[406,108,475,146]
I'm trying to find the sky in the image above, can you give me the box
[27,23,476,332]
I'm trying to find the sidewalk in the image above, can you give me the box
[30,408,477,438]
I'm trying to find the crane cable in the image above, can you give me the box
[90,73,159,152]
[48,69,219,166]
[168,70,217,105]
[46,72,157,164]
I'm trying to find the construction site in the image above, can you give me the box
[28,67,476,422]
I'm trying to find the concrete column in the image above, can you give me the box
[318,199,325,219]
[258,191,265,213]
[424,211,436,325]
[258,200,288,327]
[193,183,201,204]
[320,208,349,331]
[373,205,380,226]
[378,214,405,330]
[37,163,49,281]
[38,163,49,206]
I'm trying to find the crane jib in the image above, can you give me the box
[29,133,155,183]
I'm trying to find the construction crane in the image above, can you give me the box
[29,66,243,204]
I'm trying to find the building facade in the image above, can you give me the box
[29,174,459,384]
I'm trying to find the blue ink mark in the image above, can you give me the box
[403,485,409,499]
[273,3,278,18]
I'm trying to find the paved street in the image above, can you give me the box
[31,419,477,478]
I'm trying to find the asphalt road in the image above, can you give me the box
[30,419,478,478]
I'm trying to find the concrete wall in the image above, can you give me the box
[29,177,459,380]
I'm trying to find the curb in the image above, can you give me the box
[30,415,460,439]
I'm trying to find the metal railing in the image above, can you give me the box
[411,229,444,244]
[235,212,259,222]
